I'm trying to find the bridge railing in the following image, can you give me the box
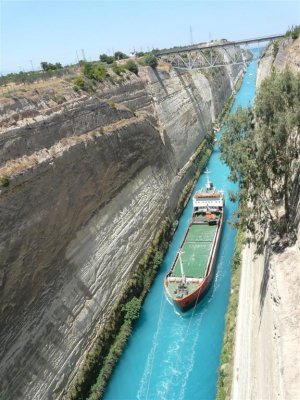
[155,33,285,57]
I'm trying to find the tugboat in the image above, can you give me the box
[164,170,224,311]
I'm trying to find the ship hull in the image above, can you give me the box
[165,208,224,312]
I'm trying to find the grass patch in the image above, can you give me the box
[216,227,244,400]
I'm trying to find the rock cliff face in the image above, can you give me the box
[0,54,243,399]
[256,36,300,86]
[232,37,300,400]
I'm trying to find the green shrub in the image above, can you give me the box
[0,175,9,187]
[114,51,128,60]
[99,54,114,64]
[144,54,158,68]
[81,62,108,81]
[41,61,62,71]
[273,40,279,58]
[112,62,125,76]
[292,27,300,39]
[92,65,107,81]
[285,25,300,40]
[125,60,138,75]
[73,75,85,90]
[122,297,142,323]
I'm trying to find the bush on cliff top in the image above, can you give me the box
[285,25,300,40]
[112,62,125,76]
[82,61,108,81]
[144,54,158,68]
[125,60,139,75]
[73,61,110,92]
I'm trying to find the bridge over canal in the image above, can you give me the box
[155,33,285,70]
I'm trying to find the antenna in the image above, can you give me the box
[81,49,86,61]
[205,168,211,186]
[178,250,186,283]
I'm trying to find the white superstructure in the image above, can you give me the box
[193,170,224,212]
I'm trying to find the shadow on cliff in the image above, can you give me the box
[291,164,300,229]
[152,68,169,96]
[258,245,271,327]
[175,70,208,132]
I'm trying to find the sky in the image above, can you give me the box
[1,0,300,74]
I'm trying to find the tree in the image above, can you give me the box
[144,54,158,68]
[285,25,300,40]
[82,61,107,81]
[122,297,142,323]
[40,61,62,71]
[40,61,49,71]
[221,69,300,249]
[114,51,128,60]
[125,60,138,75]
[99,54,114,64]
[254,69,300,229]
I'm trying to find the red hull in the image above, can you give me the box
[165,209,224,312]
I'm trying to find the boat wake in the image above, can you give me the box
[137,291,167,400]
[138,302,207,400]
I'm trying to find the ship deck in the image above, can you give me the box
[171,224,217,279]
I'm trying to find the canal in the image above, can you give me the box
[104,56,258,400]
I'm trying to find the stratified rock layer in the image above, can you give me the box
[0,57,243,399]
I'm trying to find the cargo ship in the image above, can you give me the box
[164,170,224,311]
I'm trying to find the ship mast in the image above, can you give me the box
[205,168,211,189]
[178,250,186,284]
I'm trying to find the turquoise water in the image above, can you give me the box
[103,59,257,400]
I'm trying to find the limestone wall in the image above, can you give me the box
[0,54,243,399]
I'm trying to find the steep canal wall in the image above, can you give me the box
[232,36,300,400]
[0,51,244,399]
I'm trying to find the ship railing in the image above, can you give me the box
[168,277,202,283]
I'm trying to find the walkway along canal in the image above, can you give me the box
[103,57,258,400]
